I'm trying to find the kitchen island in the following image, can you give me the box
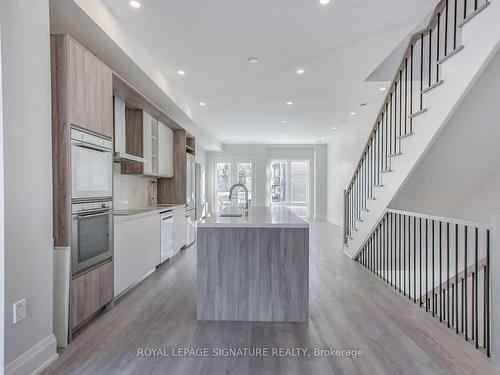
[197,206,309,322]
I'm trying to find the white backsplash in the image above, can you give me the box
[113,164,157,209]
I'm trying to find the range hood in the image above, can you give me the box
[113,96,146,164]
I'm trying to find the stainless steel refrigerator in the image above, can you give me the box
[186,153,196,246]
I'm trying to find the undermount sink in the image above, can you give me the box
[219,213,243,218]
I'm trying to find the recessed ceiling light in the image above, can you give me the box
[360,103,368,107]
[350,112,356,115]
[199,102,206,106]
[332,127,337,130]
[212,120,217,123]
[286,101,293,106]
[380,87,387,91]
[177,70,185,75]
[281,120,287,124]
[296,68,305,74]
[248,57,259,64]
[320,0,331,4]
[129,1,141,8]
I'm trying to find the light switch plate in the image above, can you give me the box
[13,299,27,324]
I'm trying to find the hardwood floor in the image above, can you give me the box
[45,221,499,375]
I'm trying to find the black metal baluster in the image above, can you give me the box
[399,214,402,292]
[465,225,468,341]
[420,33,424,111]
[437,13,441,82]
[404,59,408,134]
[399,70,403,139]
[475,227,478,349]
[386,216,389,283]
[429,28,432,87]
[455,223,459,334]
[445,0,449,56]
[408,215,411,300]
[426,218,429,312]
[394,213,397,290]
[472,272,475,341]
[410,45,414,133]
[447,222,450,328]
[382,218,386,281]
[439,221,443,322]
[414,217,417,303]
[453,0,458,50]
[403,215,406,296]
[464,0,468,19]
[486,229,490,357]
[419,217,422,306]
[432,220,435,316]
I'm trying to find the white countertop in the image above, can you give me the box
[114,204,185,222]
[198,206,309,229]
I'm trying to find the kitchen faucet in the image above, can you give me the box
[229,183,249,215]
[149,180,157,207]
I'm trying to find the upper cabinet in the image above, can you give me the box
[157,121,173,177]
[67,37,113,138]
[123,109,173,177]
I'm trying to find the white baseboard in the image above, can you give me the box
[5,334,58,375]
[315,214,327,221]
[326,216,343,228]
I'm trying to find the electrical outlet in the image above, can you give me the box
[13,299,27,324]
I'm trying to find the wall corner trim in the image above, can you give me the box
[4,334,58,375]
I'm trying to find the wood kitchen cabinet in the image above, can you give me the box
[66,36,113,138]
[158,121,174,177]
[70,260,113,330]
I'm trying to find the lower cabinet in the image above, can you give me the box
[114,214,161,297]
[173,206,187,252]
[70,260,113,330]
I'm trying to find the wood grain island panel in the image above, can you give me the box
[197,207,309,322]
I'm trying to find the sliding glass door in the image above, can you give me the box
[270,160,309,218]
[214,159,254,212]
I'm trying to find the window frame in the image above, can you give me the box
[213,158,256,212]
[268,159,310,215]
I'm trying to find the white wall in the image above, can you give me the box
[0,0,57,373]
[206,144,327,219]
[326,131,367,227]
[390,46,500,224]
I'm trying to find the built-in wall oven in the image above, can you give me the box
[71,128,113,201]
[70,127,114,275]
[71,199,113,274]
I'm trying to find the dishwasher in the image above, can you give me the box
[160,210,174,263]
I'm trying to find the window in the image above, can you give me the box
[214,159,255,212]
[269,160,309,218]
[215,161,231,212]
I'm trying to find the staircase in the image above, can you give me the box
[343,0,500,256]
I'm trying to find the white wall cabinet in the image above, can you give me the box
[158,121,173,177]
[143,114,172,178]
[114,214,161,297]
[142,112,157,176]
[173,206,187,252]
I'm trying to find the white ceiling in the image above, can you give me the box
[74,0,436,145]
